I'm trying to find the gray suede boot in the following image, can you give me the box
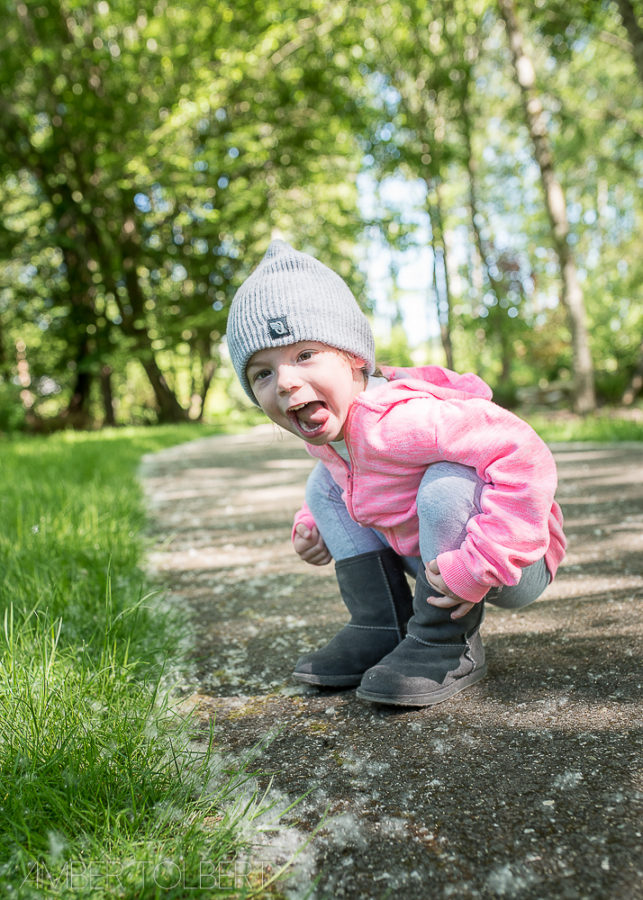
[356,567,486,706]
[293,548,413,687]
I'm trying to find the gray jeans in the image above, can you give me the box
[304,461,551,609]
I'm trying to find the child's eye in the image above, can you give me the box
[297,350,315,362]
[251,369,271,383]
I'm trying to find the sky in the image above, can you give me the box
[357,172,441,347]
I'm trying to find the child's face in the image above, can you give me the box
[247,341,365,444]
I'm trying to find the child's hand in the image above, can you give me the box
[293,524,332,566]
[425,559,476,620]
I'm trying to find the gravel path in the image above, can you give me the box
[141,427,643,899]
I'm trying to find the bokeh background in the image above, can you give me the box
[1,0,641,430]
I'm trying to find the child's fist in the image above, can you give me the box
[425,559,475,620]
[293,524,332,566]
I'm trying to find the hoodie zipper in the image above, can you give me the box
[338,404,357,521]
[306,401,358,518]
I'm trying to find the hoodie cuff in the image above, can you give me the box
[436,550,491,604]
[291,505,317,544]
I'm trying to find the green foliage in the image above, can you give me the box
[0,0,641,425]
[0,0,368,426]
[0,382,26,430]
[375,323,415,368]
[356,0,641,405]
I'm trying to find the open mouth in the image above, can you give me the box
[287,400,330,437]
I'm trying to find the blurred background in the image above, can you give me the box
[0,0,641,431]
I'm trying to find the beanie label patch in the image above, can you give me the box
[267,317,291,339]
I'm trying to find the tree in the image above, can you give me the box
[0,0,639,425]
[356,0,475,369]
[0,0,370,425]
[615,0,643,85]
[512,0,642,403]
[497,0,596,412]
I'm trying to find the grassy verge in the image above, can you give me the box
[524,409,643,443]
[0,424,285,899]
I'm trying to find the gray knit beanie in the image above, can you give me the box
[226,240,375,402]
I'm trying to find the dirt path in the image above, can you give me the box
[141,427,643,899]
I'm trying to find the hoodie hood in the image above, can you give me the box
[379,365,493,402]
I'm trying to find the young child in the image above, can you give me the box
[226,240,566,707]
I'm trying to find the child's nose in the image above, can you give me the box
[277,364,301,392]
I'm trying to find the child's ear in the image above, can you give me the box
[349,355,366,371]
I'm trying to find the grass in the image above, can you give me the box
[524,409,643,443]
[0,424,289,899]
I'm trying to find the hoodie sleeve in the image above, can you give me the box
[291,503,317,544]
[428,398,559,602]
[374,395,558,602]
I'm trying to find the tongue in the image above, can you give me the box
[297,401,329,428]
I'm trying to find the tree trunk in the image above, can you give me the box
[197,357,217,422]
[427,181,455,370]
[119,220,189,423]
[63,359,93,428]
[461,86,506,307]
[615,0,643,86]
[0,311,6,374]
[497,0,596,413]
[188,349,216,422]
[622,339,643,405]
[59,239,97,429]
[138,356,188,423]
[100,365,117,426]
[83,213,189,423]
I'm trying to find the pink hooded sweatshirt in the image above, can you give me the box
[292,365,566,604]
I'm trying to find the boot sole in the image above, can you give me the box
[292,671,362,688]
[355,665,487,707]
